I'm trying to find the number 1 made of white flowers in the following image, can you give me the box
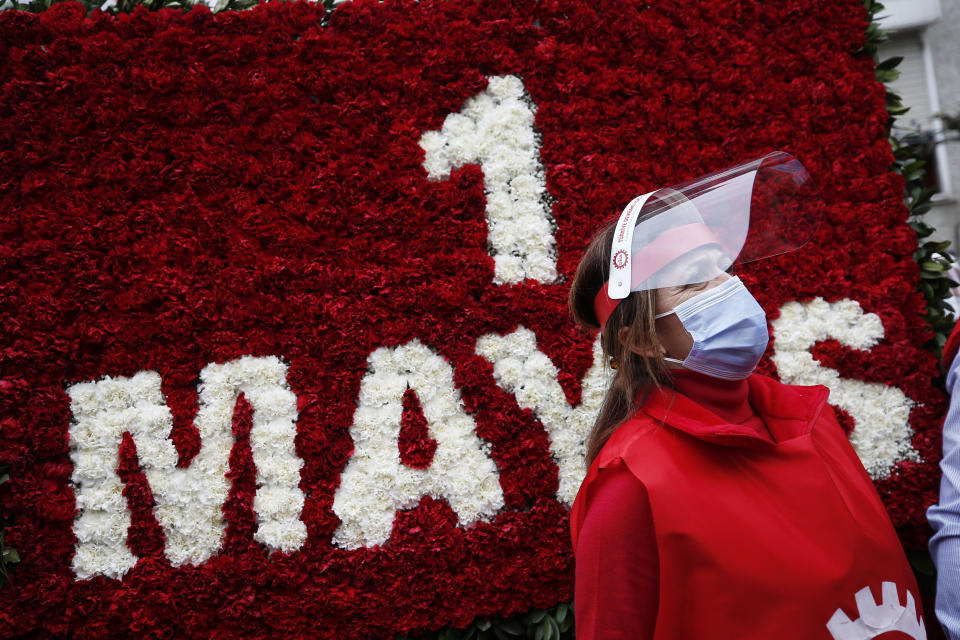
[418,75,559,285]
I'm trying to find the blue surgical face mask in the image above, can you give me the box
[654,276,769,380]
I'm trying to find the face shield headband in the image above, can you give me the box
[590,150,824,335]
[593,189,723,333]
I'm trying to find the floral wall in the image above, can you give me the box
[0,0,945,637]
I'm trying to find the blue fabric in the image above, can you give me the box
[928,354,960,640]
[656,276,769,380]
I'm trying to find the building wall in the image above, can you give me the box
[879,0,960,252]
[921,0,960,251]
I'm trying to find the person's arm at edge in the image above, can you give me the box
[929,353,960,640]
[574,459,658,640]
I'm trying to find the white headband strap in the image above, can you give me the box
[607,191,656,300]
[607,188,692,299]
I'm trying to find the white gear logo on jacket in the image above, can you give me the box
[826,582,926,640]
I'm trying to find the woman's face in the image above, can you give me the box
[652,271,733,363]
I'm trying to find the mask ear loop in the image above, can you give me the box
[650,309,685,367]
[655,322,686,367]
[652,290,691,368]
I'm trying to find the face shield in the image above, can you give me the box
[593,150,824,332]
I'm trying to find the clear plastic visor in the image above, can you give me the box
[610,151,823,295]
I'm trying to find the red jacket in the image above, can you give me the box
[944,320,960,369]
[570,373,926,639]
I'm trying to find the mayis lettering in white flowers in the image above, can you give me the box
[771,297,921,479]
[67,355,307,580]
[332,339,506,549]
[476,326,609,506]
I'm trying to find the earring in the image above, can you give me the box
[609,357,619,370]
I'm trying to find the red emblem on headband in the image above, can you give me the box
[612,249,629,269]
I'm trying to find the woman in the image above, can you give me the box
[566,157,926,639]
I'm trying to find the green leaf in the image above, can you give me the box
[875,55,903,70]
[921,240,952,252]
[533,621,546,640]
[2,547,19,563]
[494,619,522,636]
[546,617,559,640]
[911,221,934,238]
[875,68,900,83]
[554,605,567,625]
[524,610,546,625]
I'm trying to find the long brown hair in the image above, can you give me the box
[568,217,672,468]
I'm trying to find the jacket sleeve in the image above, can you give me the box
[574,458,659,640]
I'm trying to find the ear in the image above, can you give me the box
[617,326,663,358]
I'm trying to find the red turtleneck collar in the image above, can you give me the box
[668,369,773,442]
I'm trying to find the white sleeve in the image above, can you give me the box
[928,357,960,640]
